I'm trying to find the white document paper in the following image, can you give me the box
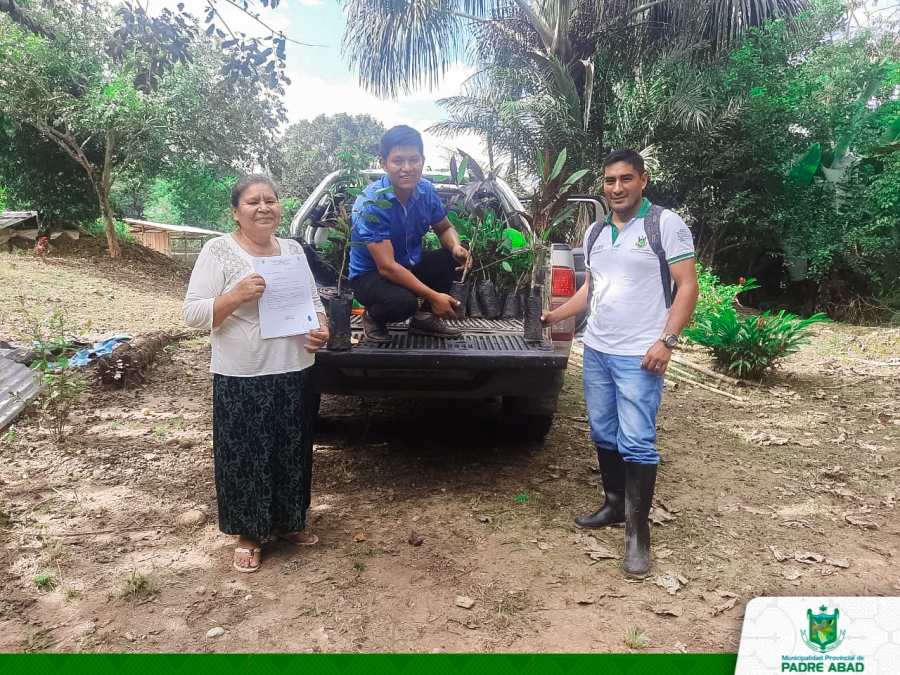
[252,255,320,339]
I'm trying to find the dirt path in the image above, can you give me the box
[1,245,898,653]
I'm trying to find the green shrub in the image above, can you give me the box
[20,305,87,441]
[684,307,829,379]
[692,264,759,326]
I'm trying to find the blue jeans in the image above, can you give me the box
[582,346,664,465]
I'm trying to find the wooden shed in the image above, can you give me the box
[124,219,222,264]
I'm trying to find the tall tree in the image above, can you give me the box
[272,113,385,200]
[0,1,284,257]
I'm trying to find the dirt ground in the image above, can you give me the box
[0,239,898,654]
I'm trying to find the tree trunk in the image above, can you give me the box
[99,131,120,259]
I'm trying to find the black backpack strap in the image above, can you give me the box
[584,220,607,321]
[644,204,676,309]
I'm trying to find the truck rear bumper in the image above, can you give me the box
[310,319,568,399]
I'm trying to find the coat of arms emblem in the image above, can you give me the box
[802,605,845,652]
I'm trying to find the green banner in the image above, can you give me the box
[1,654,738,675]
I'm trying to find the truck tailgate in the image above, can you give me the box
[314,317,569,370]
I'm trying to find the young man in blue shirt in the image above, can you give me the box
[349,125,471,343]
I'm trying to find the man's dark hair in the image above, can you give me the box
[380,125,424,159]
[602,149,645,176]
[231,174,279,208]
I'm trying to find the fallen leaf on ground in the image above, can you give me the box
[714,597,738,615]
[354,533,366,542]
[829,428,847,443]
[649,506,676,524]
[588,549,618,560]
[770,545,789,562]
[716,589,737,598]
[538,541,551,550]
[655,548,674,559]
[455,596,475,609]
[782,569,801,580]
[654,571,687,596]
[476,515,492,524]
[825,558,849,568]
[794,552,824,564]
[651,604,683,617]
[844,513,879,529]
[575,597,595,605]
[747,432,789,446]
[674,642,688,653]
[408,532,423,547]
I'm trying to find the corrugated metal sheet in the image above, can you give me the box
[0,356,42,430]
[0,211,38,230]
[123,218,221,237]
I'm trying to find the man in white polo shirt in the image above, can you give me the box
[541,149,699,578]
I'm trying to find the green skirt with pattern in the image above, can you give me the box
[212,369,316,539]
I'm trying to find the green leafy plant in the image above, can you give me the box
[513,493,529,503]
[316,148,385,296]
[519,148,589,295]
[693,265,759,326]
[684,307,830,379]
[33,574,56,590]
[353,560,366,572]
[20,305,88,441]
[65,589,80,602]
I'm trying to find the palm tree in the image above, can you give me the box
[428,57,588,175]
[341,0,808,100]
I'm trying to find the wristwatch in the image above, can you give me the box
[659,333,679,349]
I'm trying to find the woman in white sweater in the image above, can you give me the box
[183,174,328,573]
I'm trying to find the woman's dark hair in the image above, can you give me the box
[380,125,424,159]
[231,174,280,208]
[602,149,645,175]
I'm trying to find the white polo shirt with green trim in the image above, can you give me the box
[582,198,695,357]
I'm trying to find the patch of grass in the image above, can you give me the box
[23,628,54,653]
[33,574,56,590]
[513,493,529,503]
[43,541,65,564]
[353,561,366,572]
[0,507,14,529]
[155,428,165,436]
[4,429,15,443]
[123,572,159,601]
[65,589,80,602]
[109,422,119,430]
[624,626,646,649]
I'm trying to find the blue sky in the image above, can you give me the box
[166,0,481,167]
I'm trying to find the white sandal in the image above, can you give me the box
[233,546,262,573]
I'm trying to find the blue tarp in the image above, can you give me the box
[68,335,132,366]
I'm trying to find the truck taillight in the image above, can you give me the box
[551,267,576,297]
[550,266,576,341]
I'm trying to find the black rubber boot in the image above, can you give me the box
[574,449,626,529]
[623,462,658,578]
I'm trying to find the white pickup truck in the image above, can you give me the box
[290,170,600,441]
